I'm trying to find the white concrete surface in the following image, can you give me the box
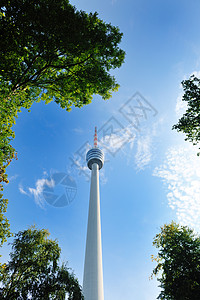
[83,162,104,300]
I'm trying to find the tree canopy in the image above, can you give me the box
[1,0,125,108]
[152,222,200,300]
[172,75,200,155]
[0,0,125,247]
[0,227,83,299]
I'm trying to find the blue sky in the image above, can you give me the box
[2,0,200,299]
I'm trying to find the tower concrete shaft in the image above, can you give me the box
[83,147,104,300]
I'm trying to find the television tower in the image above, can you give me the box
[83,127,104,300]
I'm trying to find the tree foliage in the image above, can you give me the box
[0,0,125,247]
[152,222,200,300]
[1,0,125,107]
[172,75,200,154]
[0,227,84,299]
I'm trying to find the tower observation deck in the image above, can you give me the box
[86,147,104,170]
[83,127,104,300]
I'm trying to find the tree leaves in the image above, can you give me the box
[152,222,200,300]
[0,0,125,108]
[0,227,83,299]
[172,75,200,155]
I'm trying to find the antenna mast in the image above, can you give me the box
[94,126,98,148]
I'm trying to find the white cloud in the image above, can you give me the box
[99,169,108,185]
[70,155,90,181]
[175,93,187,118]
[98,118,164,171]
[134,117,164,170]
[153,144,200,231]
[135,135,152,170]
[19,184,28,195]
[43,170,48,176]
[99,126,136,156]
[28,178,55,208]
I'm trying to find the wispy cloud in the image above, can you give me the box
[135,135,152,170]
[69,150,90,181]
[8,174,19,182]
[28,178,55,208]
[99,169,108,185]
[175,92,187,118]
[98,118,164,172]
[99,122,160,172]
[153,144,200,231]
[72,127,84,134]
[134,117,164,170]
[19,184,28,195]
[69,115,160,182]
[99,126,136,156]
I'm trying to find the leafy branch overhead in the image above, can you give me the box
[0,0,125,110]
[173,75,200,154]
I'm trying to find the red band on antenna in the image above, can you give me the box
[94,127,97,147]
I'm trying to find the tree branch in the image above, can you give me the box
[11,53,93,94]
[14,63,51,91]
[49,53,93,69]
[12,55,41,91]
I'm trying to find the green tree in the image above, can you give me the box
[1,0,125,108]
[0,0,125,247]
[152,222,200,300]
[0,227,83,299]
[172,75,200,154]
